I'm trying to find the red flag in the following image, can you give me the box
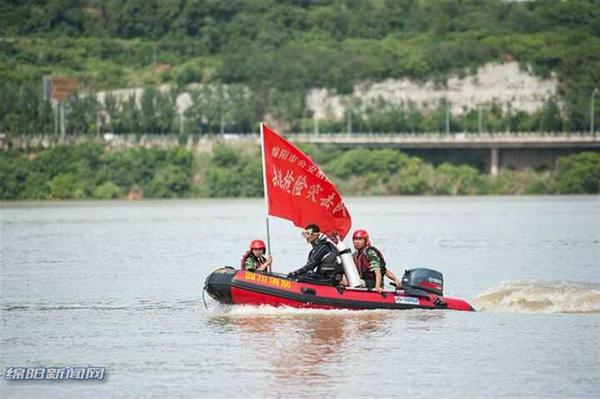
[261,123,352,239]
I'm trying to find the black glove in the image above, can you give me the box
[287,271,298,279]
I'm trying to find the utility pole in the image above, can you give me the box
[347,109,352,134]
[43,76,59,136]
[219,85,224,135]
[445,99,450,134]
[50,76,76,141]
[506,102,512,133]
[96,108,100,137]
[301,106,306,134]
[60,101,66,142]
[54,103,59,136]
[219,109,224,135]
[591,88,599,137]
[478,104,483,134]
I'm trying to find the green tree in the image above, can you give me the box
[49,173,85,199]
[432,163,482,195]
[120,94,141,133]
[146,165,191,198]
[555,152,600,194]
[93,181,121,199]
[68,94,99,135]
[537,98,563,132]
[140,86,157,133]
[211,143,239,167]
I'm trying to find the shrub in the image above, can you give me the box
[93,181,122,199]
[555,152,600,194]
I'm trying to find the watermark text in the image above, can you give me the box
[5,367,105,381]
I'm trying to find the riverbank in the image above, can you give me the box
[0,142,598,200]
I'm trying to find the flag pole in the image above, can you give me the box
[260,123,272,272]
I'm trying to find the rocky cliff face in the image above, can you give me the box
[97,62,558,123]
[306,62,558,119]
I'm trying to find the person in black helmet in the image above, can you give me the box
[287,223,343,284]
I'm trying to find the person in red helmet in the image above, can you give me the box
[240,239,272,272]
[352,229,402,293]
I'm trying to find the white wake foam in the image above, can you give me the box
[471,281,600,313]
[206,304,394,318]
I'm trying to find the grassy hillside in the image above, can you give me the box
[1,0,599,133]
[1,143,598,199]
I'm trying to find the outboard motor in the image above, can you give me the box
[401,268,444,297]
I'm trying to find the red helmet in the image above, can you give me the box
[352,229,369,240]
[352,229,370,245]
[250,239,266,250]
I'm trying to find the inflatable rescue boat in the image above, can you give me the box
[204,267,474,311]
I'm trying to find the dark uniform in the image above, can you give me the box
[288,234,342,283]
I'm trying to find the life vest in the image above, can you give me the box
[240,251,266,271]
[353,246,387,282]
[312,236,341,273]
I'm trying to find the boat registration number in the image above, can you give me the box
[394,296,420,305]
[244,272,292,289]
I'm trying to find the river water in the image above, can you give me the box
[1,196,599,398]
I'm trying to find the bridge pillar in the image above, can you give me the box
[490,147,499,176]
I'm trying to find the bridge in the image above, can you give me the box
[3,132,599,175]
[287,132,600,175]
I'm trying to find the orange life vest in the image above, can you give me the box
[353,246,387,281]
